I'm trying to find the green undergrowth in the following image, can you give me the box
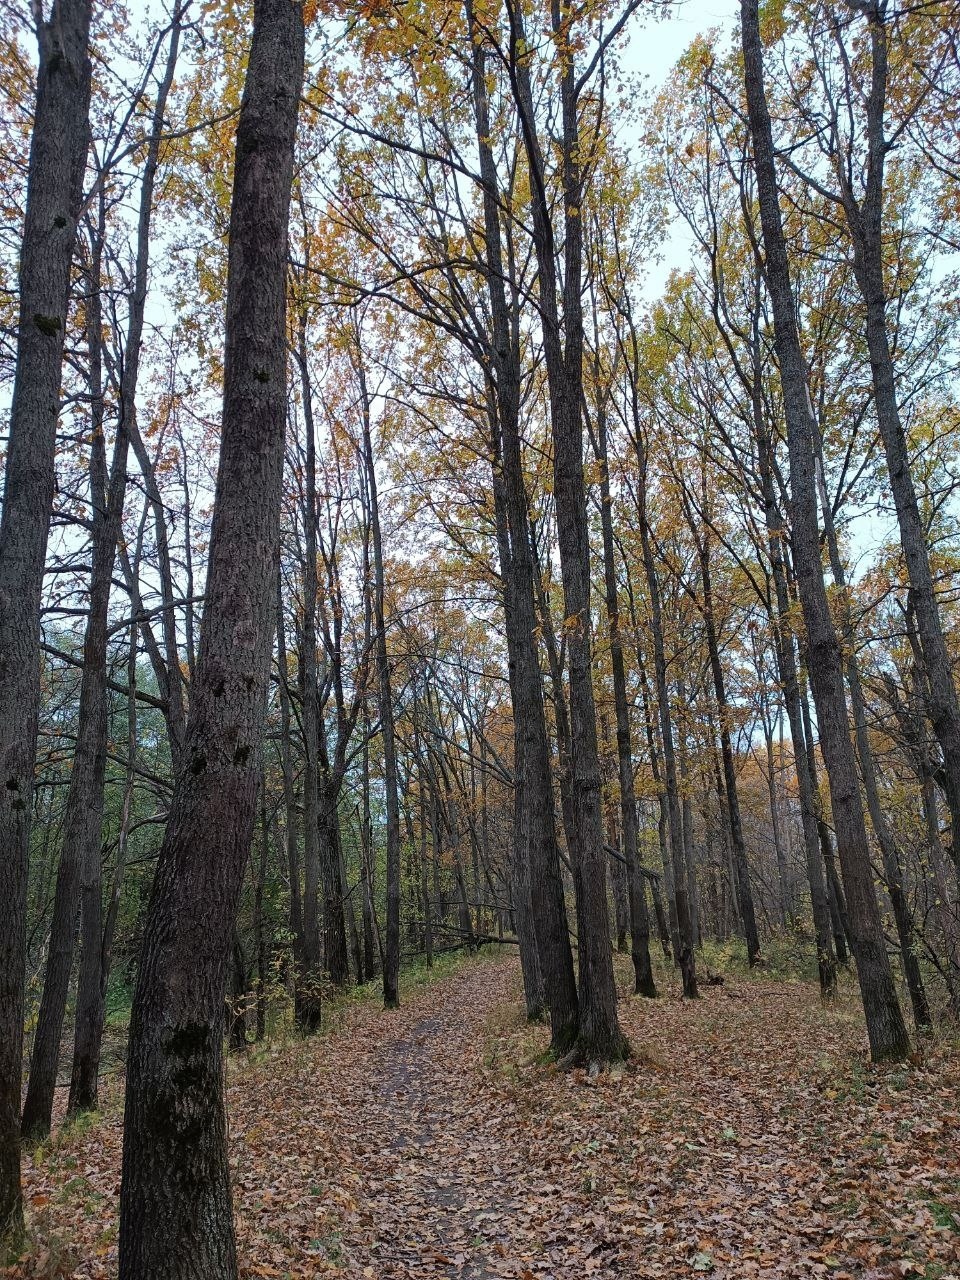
[696,931,824,983]
[236,941,512,1067]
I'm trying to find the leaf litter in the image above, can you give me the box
[4,951,959,1279]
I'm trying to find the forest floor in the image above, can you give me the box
[5,947,960,1280]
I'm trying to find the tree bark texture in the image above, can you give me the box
[741,0,908,1061]
[468,0,578,1052]
[117,5,304,1275]
[0,0,92,1242]
[508,0,626,1064]
[25,16,181,1137]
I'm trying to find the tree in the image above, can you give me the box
[465,0,579,1049]
[0,0,92,1245]
[792,1,960,873]
[355,321,403,1010]
[117,2,305,1274]
[740,0,909,1062]
[22,7,186,1139]
[504,0,630,1064]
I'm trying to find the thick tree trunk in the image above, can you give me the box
[118,6,304,1276]
[648,871,672,960]
[798,681,851,966]
[814,437,930,1025]
[488,479,542,1009]
[741,0,908,1061]
[0,0,92,1241]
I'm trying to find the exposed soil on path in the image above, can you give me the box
[7,950,960,1280]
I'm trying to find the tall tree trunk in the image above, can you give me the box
[25,17,182,1137]
[741,0,908,1061]
[466,0,577,1050]
[295,322,322,1028]
[813,432,930,1026]
[700,543,761,964]
[633,635,679,960]
[507,0,626,1065]
[636,452,698,997]
[359,713,379,980]
[71,623,138,1114]
[358,357,402,1009]
[594,406,656,995]
[418,754,435,970]
[254,793,269,1041]
[758,678,793,927]
[0,0,92,1241]
[798,680,851,965]
[319,772,349,986]
[677,683,702,949]
[118,6,304,1276]
[276,588,303,971]
[834,3,960,869]
[752,337,836,993]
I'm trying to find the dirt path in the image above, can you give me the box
[337,964,521,1277]
[226,952,562,1279]
[8,951,960,1280]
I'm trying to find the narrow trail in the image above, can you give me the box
[228,953,569,1279]
[9,951,960,1280]
[340,963,521,1277]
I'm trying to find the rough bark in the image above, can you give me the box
[833,2,960,869]
[467,0,578,1050]
[813,437,929,1026]
[741,0,908,1061]
[507,0,626,1064]
[491,478,545,1017]
[0,0,92,1242]
[25,17,181,1137]
[117,5,304,1275]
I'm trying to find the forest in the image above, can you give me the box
[1,0,960,1275]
